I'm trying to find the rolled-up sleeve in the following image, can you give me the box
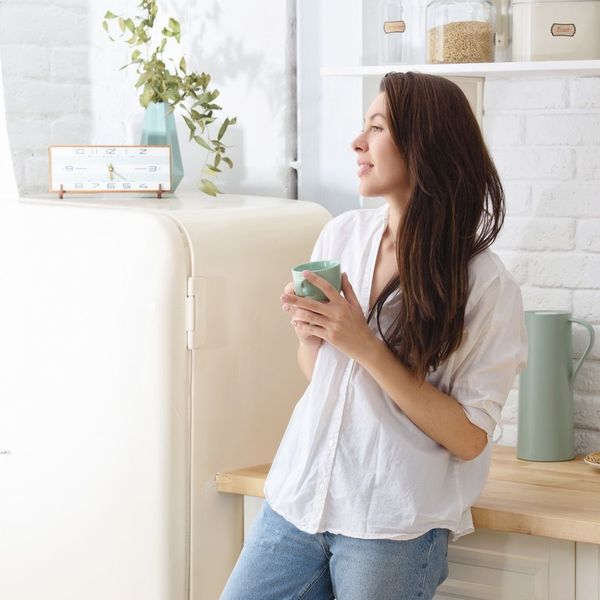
[451,273,529,443]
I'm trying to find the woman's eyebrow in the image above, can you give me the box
[363,112,387,123]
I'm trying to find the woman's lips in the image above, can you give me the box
[358,164,373,177]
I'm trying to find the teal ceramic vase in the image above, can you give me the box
[140,102,184,192]
[517,310,595,462]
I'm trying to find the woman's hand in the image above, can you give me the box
[280,281,321,345]
[280,271,378,362]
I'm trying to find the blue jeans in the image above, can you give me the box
[221,500,449,600]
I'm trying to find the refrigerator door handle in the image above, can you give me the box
[187,276,208,349]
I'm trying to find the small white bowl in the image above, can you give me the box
[583,451,600,469]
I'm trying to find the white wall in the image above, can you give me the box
[0,0,295,197]
[483,76,600,451]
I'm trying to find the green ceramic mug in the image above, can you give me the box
[517,310,595,462]
[291,260,341,302]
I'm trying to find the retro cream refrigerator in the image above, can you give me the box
[0,59,330,599]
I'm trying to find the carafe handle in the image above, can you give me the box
[568,318,595,389]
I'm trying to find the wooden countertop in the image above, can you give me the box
[216,445,600,544]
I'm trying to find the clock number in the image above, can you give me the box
[64,165,74,171]
[122,183,131,189]
[138,148,148,155]
[139,183,148,189]
[106,148,116,155]
[75,183,83,189]
[91,183,100,189]
[148,165,157,172]
[107,183,115,189]
[75,148,84,154]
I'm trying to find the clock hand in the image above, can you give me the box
[107,163,127,181]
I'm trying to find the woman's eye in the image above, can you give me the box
[359,126,383,134]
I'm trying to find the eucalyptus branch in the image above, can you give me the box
[102,0,235,196]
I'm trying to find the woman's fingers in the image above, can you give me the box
[301,271,340,302]
[291,308,325,327]
[281,282,296,313]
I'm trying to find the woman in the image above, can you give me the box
[221,72,528,600]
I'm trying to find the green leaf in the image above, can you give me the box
[119,17,126,32]
[217,118,229,141]
[179,57,186,73]
[182,115,195,133]
[102,20,110,34]
[162,27,173,37]
[104,10,118,19]
[125,18,135,33]
[135,71,151,88]
[193,135,213,151]
[131,49,142,61]
[222,157,233,169]
[140,84,153,108]
[169,18,180,34]
[194,92,211,105]
[200,178,220,196]
[228,117,237,125]
[166,88,180,103]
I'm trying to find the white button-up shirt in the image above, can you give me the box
[264,204,528,542]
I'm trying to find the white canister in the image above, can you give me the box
[512,0,600,61]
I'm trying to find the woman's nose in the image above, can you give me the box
[351,132,366,153]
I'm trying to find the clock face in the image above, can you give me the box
[48,145,172,193]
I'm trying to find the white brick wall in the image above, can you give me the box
[1,2,599,454]
[484,77,600,452]
[0,0,90,192]
[0,0,294,196]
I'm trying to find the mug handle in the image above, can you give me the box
[568,318,595,389]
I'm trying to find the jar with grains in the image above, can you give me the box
[426,0,495,64]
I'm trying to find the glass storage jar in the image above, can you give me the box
[426,0,495,64]
[379,0,406,64]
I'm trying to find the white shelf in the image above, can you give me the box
[321,59,600,79]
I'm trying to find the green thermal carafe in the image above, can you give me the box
[517,310,595,461]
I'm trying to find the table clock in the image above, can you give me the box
[48,145,172,198]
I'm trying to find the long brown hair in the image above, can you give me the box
[367,72,505,384]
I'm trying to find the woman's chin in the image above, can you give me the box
[358,185,380,198]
